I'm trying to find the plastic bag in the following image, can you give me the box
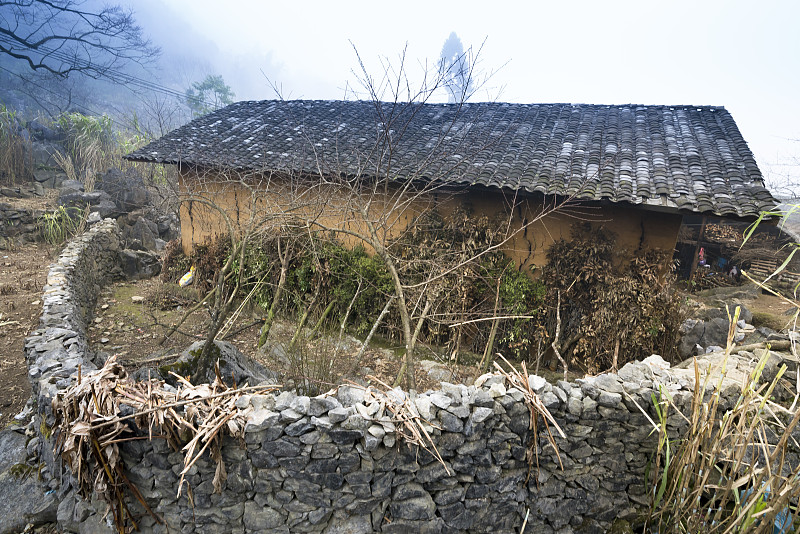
[179,265,195,287]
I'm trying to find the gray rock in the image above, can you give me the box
[471,406,493,423]
[243,502,284,529]
[95,168,150,212]
[594,373,624,394]
[310,395,341,416]
[0,431,58,533]
[429,392,452,409]
[597,391,622,408]
[289,395,310,415]
[173,340,279,387]
[119,249,161,280]
[338,385,365,406]
[389,494,435,520]
[323,516,373,534]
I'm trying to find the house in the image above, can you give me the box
[124,100,778,272]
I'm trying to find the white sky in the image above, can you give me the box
[149,0,800,196]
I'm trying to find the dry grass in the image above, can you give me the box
[645,307,800,533]
[492,355,565,480]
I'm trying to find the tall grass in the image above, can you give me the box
[38,205,87,246]
[0,104,32,186]
[56,111,175,192]
[646,306,800,533]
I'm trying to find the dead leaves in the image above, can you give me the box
[52,356,278,532]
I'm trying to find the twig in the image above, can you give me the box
[90,384,280,431]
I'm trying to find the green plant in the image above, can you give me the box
[185,75,235,117]
[57,112,116,190]
[37,205,85,246]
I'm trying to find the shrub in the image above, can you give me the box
[38,205,85,246]
[646,317,800,533]
[539,223,683,373]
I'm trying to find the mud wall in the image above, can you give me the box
[177,170,682,273]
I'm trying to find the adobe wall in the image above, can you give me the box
[176,170,682,273]
[22,220,762,534]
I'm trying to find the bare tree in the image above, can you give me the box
[283,47,576,389]
[139,46,584,391]
[0,0,159,78]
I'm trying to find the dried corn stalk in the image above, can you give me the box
[493,355,565,481]
[52,356,279,533]
[360,378,451,475]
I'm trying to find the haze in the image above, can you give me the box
[130,0,800,196]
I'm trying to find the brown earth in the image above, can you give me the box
[0,243,52,428]
[88,276,476,394]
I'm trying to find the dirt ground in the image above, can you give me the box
[0,243,52,428]
[87,277,474,394]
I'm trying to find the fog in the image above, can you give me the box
[1,0,796,194]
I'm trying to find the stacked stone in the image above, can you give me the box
[0,202,41,249]
[56,358,719,534]
[21,220,769,533]
[25,219,120,415]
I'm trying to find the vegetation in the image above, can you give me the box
[645,207,800,533]
[37,205,85,246]
[165,211,550,374]
[0,103,32,186]
[0,0,159,78]
[645,309,799,533]
[185,75,235,117]
[540,223,684,374]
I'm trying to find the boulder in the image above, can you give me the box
[122,216,159,250]
[156,213,180,241]
[170,340,280,387]
[27,117,61,142]
[59,179,84,195]
[95,168,150,212]
[678,317,731,358]
[33,169,66,189]
[119,249,161,280]
[0,429,58,533]
[698,303,753,325]
[31,140,65,168]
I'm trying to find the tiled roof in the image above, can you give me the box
[125,100,777,218]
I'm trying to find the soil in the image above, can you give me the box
[88,277,478,394]
[0,243,51,428]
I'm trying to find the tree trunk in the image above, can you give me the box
[258,240,290,347]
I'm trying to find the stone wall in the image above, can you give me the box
[25,219,120,410]
[20,221,781,534]
[0,202,42,249]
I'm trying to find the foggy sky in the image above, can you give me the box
[125,0,800,196]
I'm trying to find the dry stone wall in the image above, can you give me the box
[0,202,42,249]
[21,221,773,534]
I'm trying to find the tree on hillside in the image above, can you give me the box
[0,0,159,78]
[185,74,235,117]
[438,32,474,103]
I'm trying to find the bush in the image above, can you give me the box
[38,206,85,246]
[540,223,683,372]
